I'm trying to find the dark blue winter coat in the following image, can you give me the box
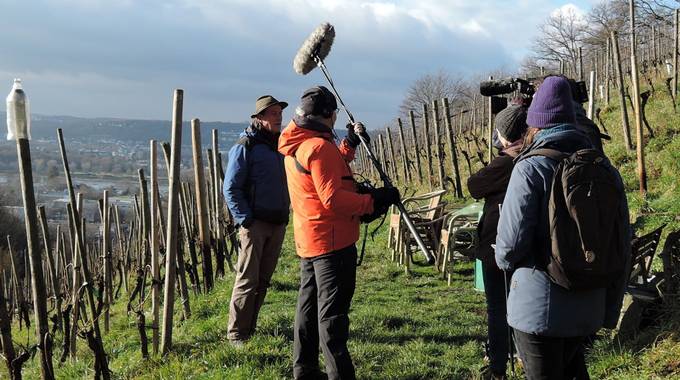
[495,125,631,337]
[224,125,290,227]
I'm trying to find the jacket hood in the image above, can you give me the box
[516,125,592,162]
[242,122,279,146]
[278,116,334,156]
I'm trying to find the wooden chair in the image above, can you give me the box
[387,189,447,265]
[627,224,665,303]
[629,224,665,286]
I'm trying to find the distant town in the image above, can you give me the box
[0,113,246,228]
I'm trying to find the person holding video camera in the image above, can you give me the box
[278,86,400,380]
[468,101,528,380]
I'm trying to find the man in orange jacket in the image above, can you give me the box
[279,86,399,379]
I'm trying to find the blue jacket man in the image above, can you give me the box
[224,95,290,344]
[495,76,631,379]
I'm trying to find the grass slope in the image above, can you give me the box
[13,226,495,379]
[10,74,680,379]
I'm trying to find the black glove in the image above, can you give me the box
[345,122,370,148]
[360,186,400,223]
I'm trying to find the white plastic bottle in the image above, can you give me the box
[6,78,31,140]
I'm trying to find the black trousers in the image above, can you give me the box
[482,260,510,375]
[293,245,357,380]
[514,330,590,380]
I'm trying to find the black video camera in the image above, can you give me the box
[479,77,536,97]
[479,76,589,104]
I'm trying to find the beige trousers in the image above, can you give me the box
[227,219,286,340]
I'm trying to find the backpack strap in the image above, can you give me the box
[522,148,569,161]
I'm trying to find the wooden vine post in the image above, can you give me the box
[57,129,110,378]
[10,83,55,379]
[611,31,633,151]
[102,190,112,333]
[161,89,183,354]
[587,70,596,119]
[487,76,494,163]
[211,129,227,277]
[396,119,410,182]
[191,119,214,292]
[674,8,679,100]
[431,100,445,189]
[385,127,399,182]
[150,140,161,355]
[114,205,128,293]
[629,0,647,196]
[38,205,61,336]
[443,98,463,198]
[407,110,423,184]
[0,248,17,378]
[422,103,434,189]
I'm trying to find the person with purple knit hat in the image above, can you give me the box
[495,76,631,380]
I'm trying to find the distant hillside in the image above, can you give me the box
[0,112,249,146]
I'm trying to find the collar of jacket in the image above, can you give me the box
[246,122,279,148]
[535,124,575,142]
[292,115,336,141]
[515,124,590,162]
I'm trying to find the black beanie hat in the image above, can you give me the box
[298,86,337,118]
[495,104,528,142]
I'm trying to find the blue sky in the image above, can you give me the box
[0,0,597,127]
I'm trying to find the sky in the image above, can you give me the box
[0,0,598,128]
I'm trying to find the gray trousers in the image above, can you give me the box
[227,220,286,340]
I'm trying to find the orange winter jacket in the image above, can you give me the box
[278,117,374,258]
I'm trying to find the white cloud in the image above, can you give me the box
[551,3,587,20]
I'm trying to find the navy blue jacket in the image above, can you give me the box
[224,125,290,227]
[495,125,631,337]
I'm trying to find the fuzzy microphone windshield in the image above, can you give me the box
[293,22,335,75]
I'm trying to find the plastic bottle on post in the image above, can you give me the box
[6,78,31,141]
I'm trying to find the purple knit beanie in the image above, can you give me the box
[526,76,576,129]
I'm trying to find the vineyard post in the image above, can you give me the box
[38,206,61,336]
[431,100,445,189]
[408,110,423,184]
[396,119,410,182]
[150,140,161,355]
[487,76,493,163]
[629,0,647,196]
[161,89,184,354]
[211,129,227,277]
[588,70,596,119]
[102,190,112,334]
[611,31,634,151]
[191,119,214,292]
[422,103,434,189]
[443,98,463,198]
[385,127,399,183]
[674,9,678,100]
[15,127,55,378]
